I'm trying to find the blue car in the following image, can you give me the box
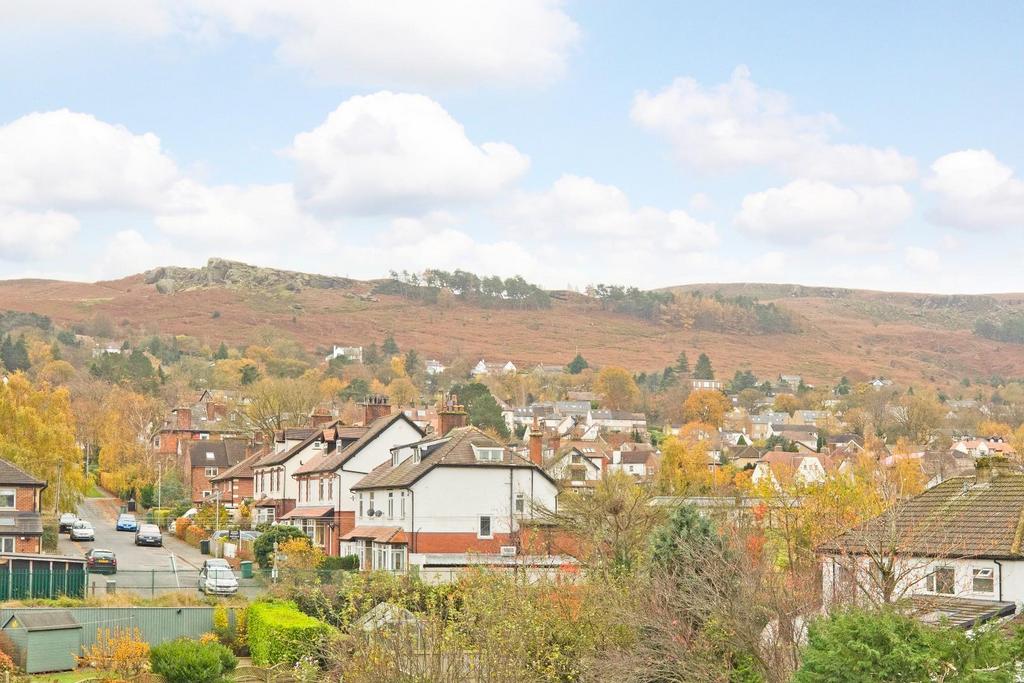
[116,513,138,532]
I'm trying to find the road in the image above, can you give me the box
[58,497,208,597]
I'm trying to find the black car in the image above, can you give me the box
[134,523,163,547]
[85,548,117,574]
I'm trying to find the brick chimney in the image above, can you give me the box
[362,395,392,425]
[438,394,469,435]
[976,455,1014,484]
[174,407,192,430]
[309,407,334,429]
[528,417,543,466]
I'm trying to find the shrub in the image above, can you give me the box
[174,517,191,538]
[41,518,59,553]
[253,525,308,568]
[0,649,14,673]
[185,524,209,546]
[77,626,150,680]
[212,605,231,643]
[247,600,335,666]
[150,637,238,683]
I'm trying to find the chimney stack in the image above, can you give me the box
[362,395,392,425]
[438,394,469,435]
[175,407,192,430]
[309,407,334,429]
[529,417,543,466]
[976,455,1013,484]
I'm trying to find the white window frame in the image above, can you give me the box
[387,492,394,519]
[473,446,503,462]
[358,494,363,518]
[318,478,325,501]
[204,467,218,477]
[927,566,956,595]
[0,489,15,511]
[972,567,994,593]
[514,493,525,514]
[400,492,406,520]
[478,515,493,539]
[199,433,210,440]
[0,537,14,553]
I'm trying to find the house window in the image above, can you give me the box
[0,489,15,510]
[514,493,525,514]
[473,446,503,462]
[328,478,333,501]
[972,567,994,593]
[206,452,215,461]
[369,492,375,516]
[388,492,394,519]
[359,494,364,518]
[392,450,399,466]
[391,546,405,572]
[199,433,210,440]
[0,537,14,553]
[305,479,311,501]
[400,492,406,519]
[202,490,211,499]
[154,436,161,448]
[927,566,955,595]
[205,467,218,477]
[478,515,493,539]
[318,478,325,501]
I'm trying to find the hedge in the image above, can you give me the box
[246,600,335,666]
[150,638,237,683]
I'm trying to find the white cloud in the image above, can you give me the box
[631,66,917,184]
[735,179,913,242]
[289,92,529,214]
[904,246,941,273]
[0,109,178,210]
[0,207,79,261]
[95,229,199,279]
[924,149,1024,230]
[155,180,333,246]
[0,1,176,36]
[2,2,579,89]
[192,1,579,88]
[506,174,718,252]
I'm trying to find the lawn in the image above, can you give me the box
[28,669,98,682]
[85,483,107,498]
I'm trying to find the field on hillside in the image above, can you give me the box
[3,267,1024,390]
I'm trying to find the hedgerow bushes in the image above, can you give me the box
[150,637,237,683]
[246,600,335,665]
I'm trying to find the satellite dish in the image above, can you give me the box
[375,510,383,518]
[366,508,375,516]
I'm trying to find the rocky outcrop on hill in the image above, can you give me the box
[143,258,355,294]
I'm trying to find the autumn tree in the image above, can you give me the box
[594,367,640,410]
[238,377,321,438]
[655,436,716,495]
[386,376,419,407]
[772,393,800,417]
[682,389,730,427]
[890,393,943,443]
[0,373,87,511]
[96,388,165,496]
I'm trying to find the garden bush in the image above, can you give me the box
[150,637,237,683]
[41,518,59,553]
[247,600,335,666]
[253,524,307,567]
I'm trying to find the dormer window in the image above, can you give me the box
[392,450,400,467]
[413,448,422,465]
[312,440,324,450]
[206,452,215,460]
[473,446,504,462]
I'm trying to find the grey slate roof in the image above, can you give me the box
[3,610,81,631]
[0,459,45,488]
[0,512,43,536]
[188,440,249,468]
[352,426,550,490]
[295,413,424,475]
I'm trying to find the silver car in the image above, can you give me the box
[70,520,95,542]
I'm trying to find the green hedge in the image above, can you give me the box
[150,638,237,683]
[246,600,335,666]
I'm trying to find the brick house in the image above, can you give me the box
[208,448,264,512]
[284,403,424,556]
[345,425,559,573]
[188,439,250,505]
[0,459,46,554]
[152,389,242,462]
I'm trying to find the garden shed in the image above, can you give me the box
[2,610,82,673]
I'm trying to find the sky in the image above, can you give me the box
[0,1,1022,293]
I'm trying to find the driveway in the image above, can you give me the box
[58,497,208,597]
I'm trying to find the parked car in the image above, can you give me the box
[70,520,95,542]
[198,565,238,595]
[135,523,163,547]
[116,513,138,532]
[58,512,78,533]
[85,548,117,574]
[201,558,231,571]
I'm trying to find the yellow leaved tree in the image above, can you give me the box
[0,373,87,511]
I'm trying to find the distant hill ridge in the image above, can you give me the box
[1,258,1024,388]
